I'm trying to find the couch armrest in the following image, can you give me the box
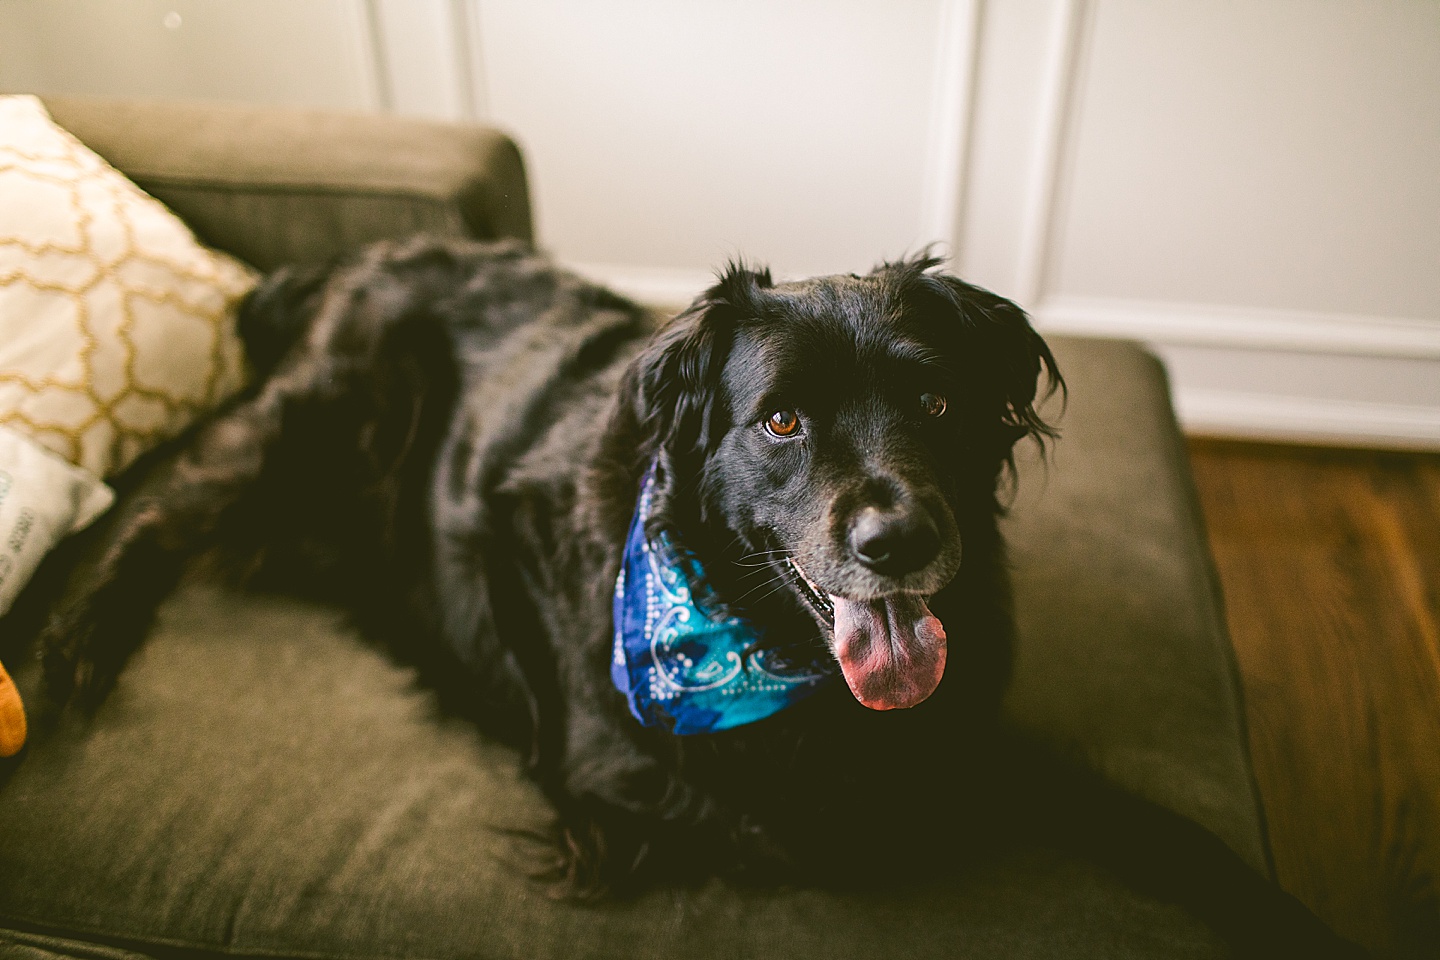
[39,96,533,271]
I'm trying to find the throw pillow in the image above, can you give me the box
[0,93,256,620]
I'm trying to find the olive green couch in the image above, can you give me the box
[0,97,1267,960]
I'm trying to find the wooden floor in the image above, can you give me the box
[1186,440,1440,960]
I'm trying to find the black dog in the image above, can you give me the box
[39,236,1360,957]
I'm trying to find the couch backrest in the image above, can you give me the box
[41,96,534,271]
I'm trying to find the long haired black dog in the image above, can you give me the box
[38,237,1360,957]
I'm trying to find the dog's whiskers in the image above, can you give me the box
[733,556,788,570]
[730,567,797,609]
[733,548,789,570]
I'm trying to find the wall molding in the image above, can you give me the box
[451,0,487,119]
[361,0,478,120]
[919,0,984,262]
[1036,296,1440,449]
[1176,389,1440,450]
[1012,0,1091,307]
[347,0,389,112]
[1036,295,1440,360]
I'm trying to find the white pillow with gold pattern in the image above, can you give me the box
[0,94,258,613]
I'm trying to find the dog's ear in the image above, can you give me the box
[947,276,1063,451]
[609,263,771,534]
[889,256,1064,454]
[624,262,772,467]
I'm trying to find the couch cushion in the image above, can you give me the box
[38,97,533,272]
[0,337,1259,959]
[1006,337,1269,876]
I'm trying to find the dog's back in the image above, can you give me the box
[43,238,650,731]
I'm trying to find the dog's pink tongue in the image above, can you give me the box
[832,595,946,710]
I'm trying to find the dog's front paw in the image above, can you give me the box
[39,557,165,712]
[537,781,745,900]
[526,797,643,901]
[40,597,112,711]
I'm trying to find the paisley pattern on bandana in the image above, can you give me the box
[611,466,835,735]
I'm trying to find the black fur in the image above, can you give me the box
[35,236,1362,957]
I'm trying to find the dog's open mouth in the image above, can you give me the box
[784,559,947,712]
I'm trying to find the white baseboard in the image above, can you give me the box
[1035,296,1440,359]
[1037,296,1440,451]
[1174,390,1440,450]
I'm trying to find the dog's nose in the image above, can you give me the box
[848,505,941,577]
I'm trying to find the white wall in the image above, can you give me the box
[1027,1,1440,448]
[4,0,1438,448]
[475,0,953,280]
[0,0,385,110]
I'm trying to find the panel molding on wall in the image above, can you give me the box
[365,0,484,120]
[919,0,984,261]
[354,0,389,111]
[1172,386,1440,450]
[1036,297,1440,360]
[451,0,487,119]
[1009,0,1440,450]
[1011,0,1089,307]
[1037,298,1440,449]
[362,0,1440,450]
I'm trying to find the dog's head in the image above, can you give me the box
[622,253,1060,712]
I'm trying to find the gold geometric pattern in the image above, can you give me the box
[0,95,257,479]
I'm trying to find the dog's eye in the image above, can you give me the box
[764,409,801,438]
[919,392,947,418]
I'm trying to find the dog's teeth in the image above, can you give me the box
[791,560,822,594]
[784,558,835,622]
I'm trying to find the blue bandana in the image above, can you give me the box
[610,467,835,734]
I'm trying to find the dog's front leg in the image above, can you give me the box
[38,369,309,709]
